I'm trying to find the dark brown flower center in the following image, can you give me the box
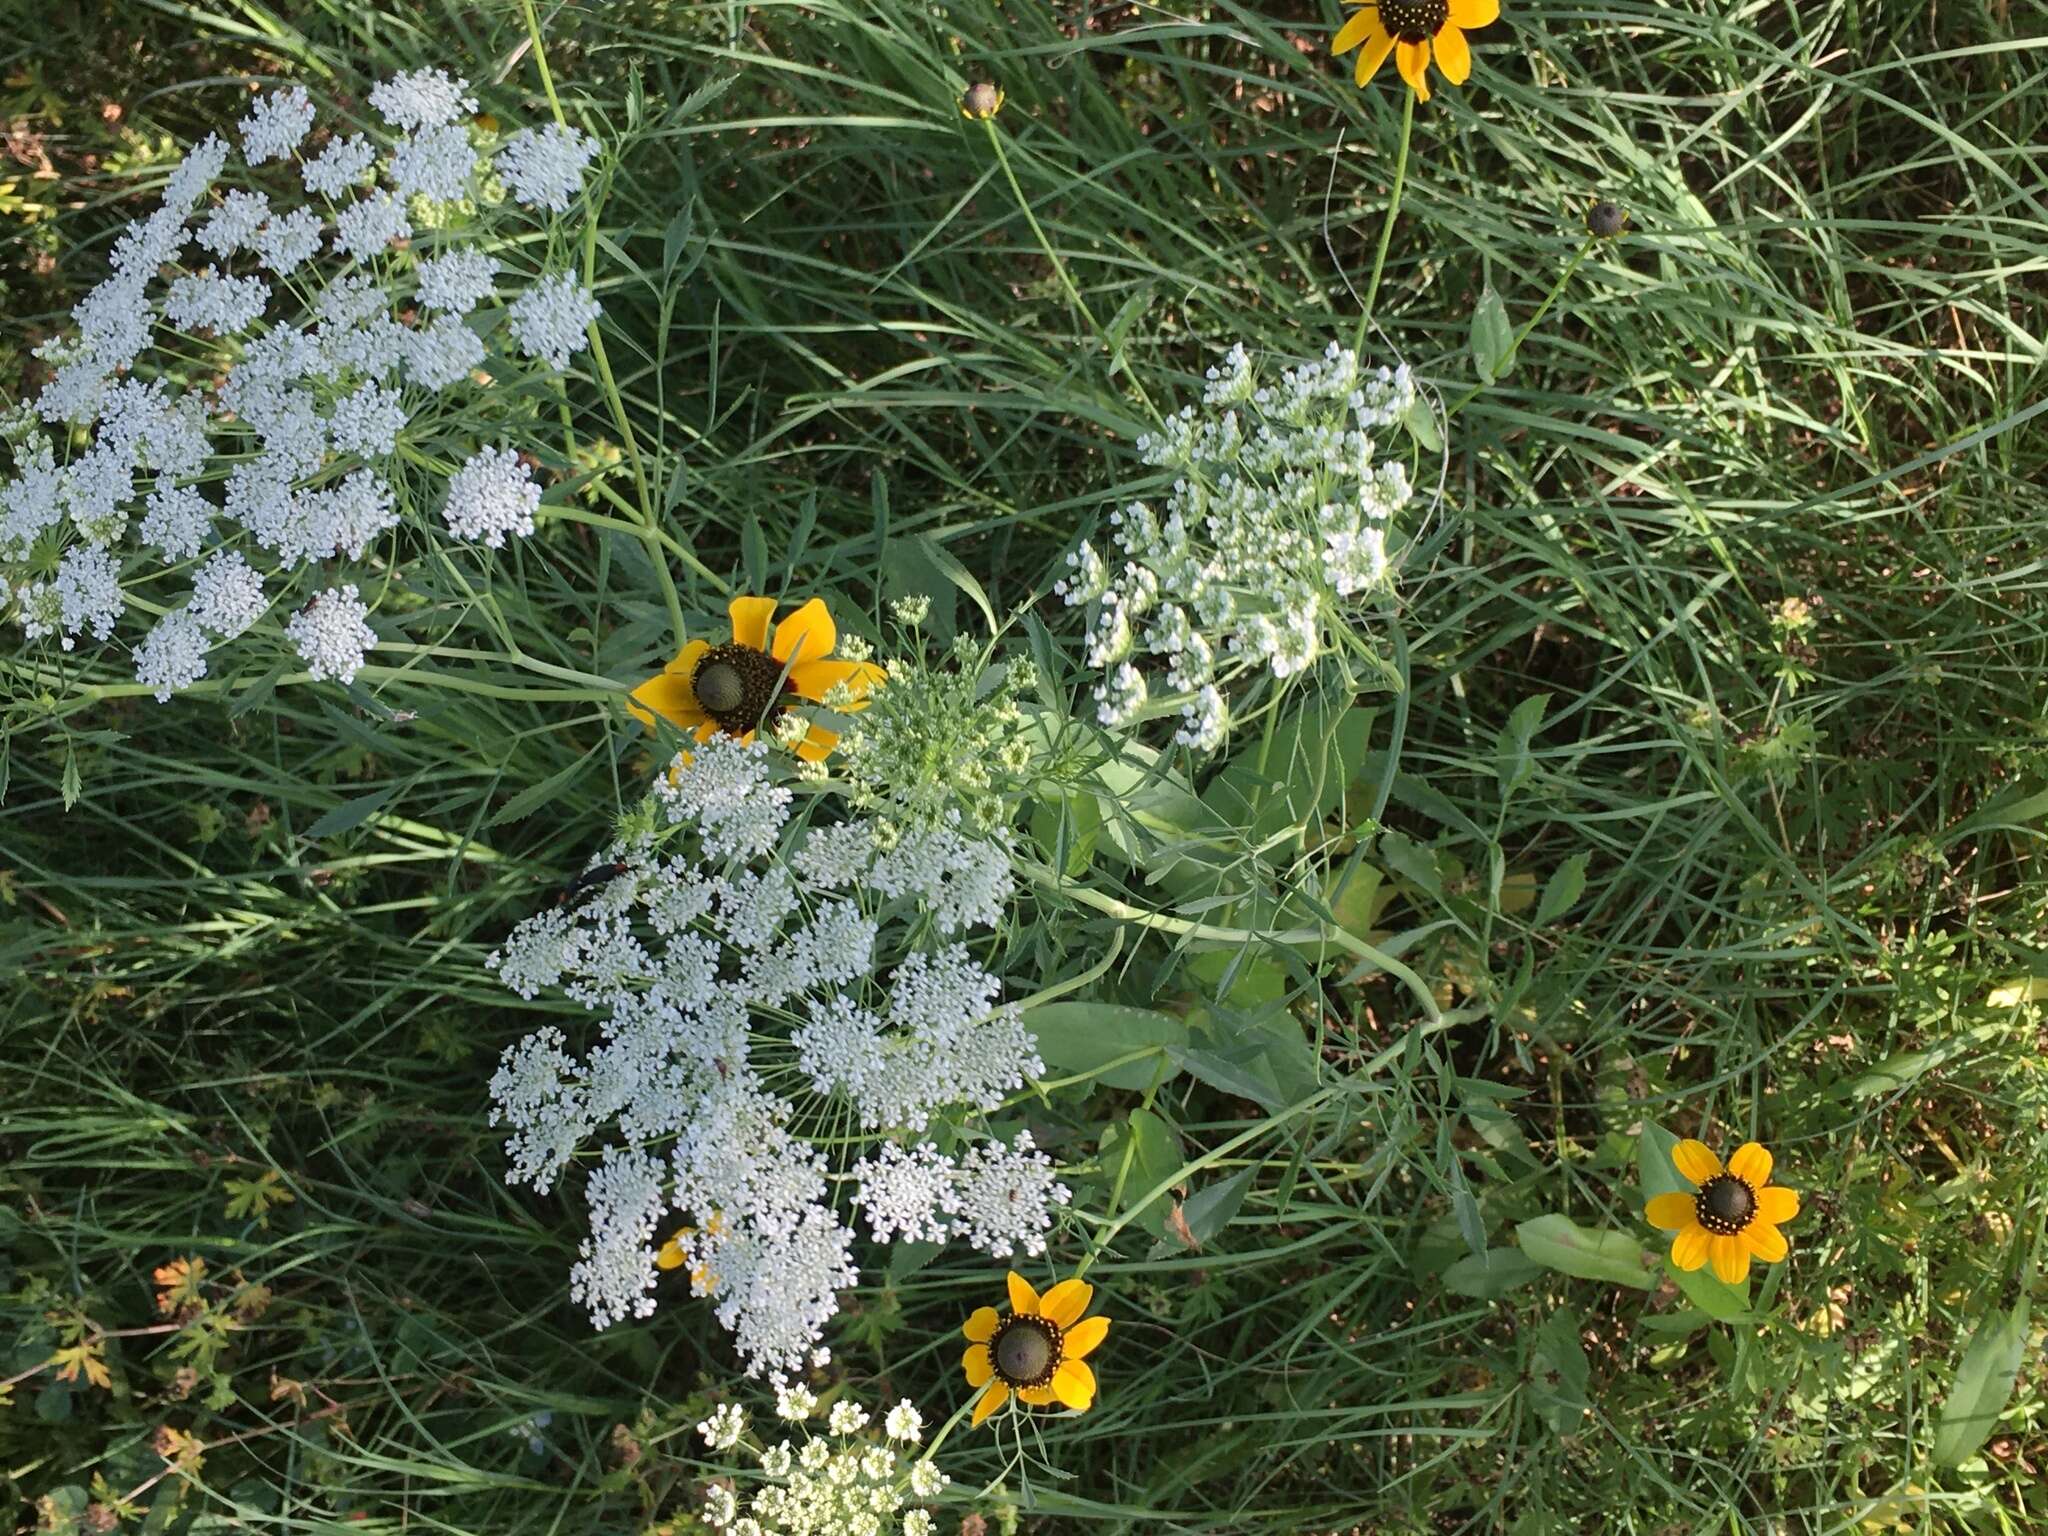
[990,1314,1061,1388]
[692,642,791,736]
[1377,0,1449,44]
[1694,1175,1756,1235]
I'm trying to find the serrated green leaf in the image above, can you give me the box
[304,787,396,840]
[1535,851,1590,924]
[1176,1166,1255,1249]
[1494,692,1552,799]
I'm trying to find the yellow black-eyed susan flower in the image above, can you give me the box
[961,1272,1108,1427]
[1645,1140,1800,1284]
[629,594,885,763]
[654,1213,724,1292]
[1332,0,1500,103]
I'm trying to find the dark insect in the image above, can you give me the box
[553,860,630,907]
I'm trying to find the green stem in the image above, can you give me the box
[1017,857,1441,1022]
[983,122,1154,418]
[1353,90,1416,349]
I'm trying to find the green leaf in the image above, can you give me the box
[917,534,998,635]
[1026,1002,1185,1090]
[741,518,768,593]
[1845,1022,2004,1101]
[1172,1045,1283,1113]
[1404,391,1442,452]
[1471,285,1514,384]
[1494,692,1552,799]
[1101,1108,1183,1238]
[1377,830,1443,897]
[1449,1160,1488,1259]
[1515,1214,1656,1290]
[1176,1166,1255,1249]
[1534,851,1590,925]
[489,750,597,829]
[1528,1309,1591,1433]
[1203,702,1375,852]
[304,787,395,840]
[1441,1246,1541,1299]
[1932,1300,2030,1466]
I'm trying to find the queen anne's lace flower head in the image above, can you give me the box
[442,447,541,548]
[1059,341,1418,750]
[285,583,376,683]
[488,741,1059,1378]
[2,76,607,704]
[496,123,601,212]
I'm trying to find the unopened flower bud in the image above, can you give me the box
[1585,200,1628,239]
[960,82,1004,121]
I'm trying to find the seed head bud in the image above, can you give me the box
[960,82,1005,121]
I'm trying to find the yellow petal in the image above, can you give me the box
[1432,23,1471,84]
[1449,0,1499,27]
[1062,1314,1110,1360]
[1017,1385,1058,1406]
[1744,1221,1788,1263]
[1669,1223,1710,1271]
[1728,1142,1773,1188]
[628,670,707,732]
[1395,38,1432,101]
[794,724,840,763]
[654,1235,686,1271]
[728,594,777,651]
[1331,7,1379,54]
[1709,1234,1749,1284]
[963,1306,1001,1343]
[1007,1271,1041,1316]
[1039,1278,1093,1330]
[962,1344,993,1387]
[1644,1192,1696,1231]
[663,638,710,678]
[1757,1185,1800,1225]
[772,597,837,665]
[969,1380,1008,1427]
[1670,1139,1721,1186]
[787,658,886,706]
[1052,1358,1096,1411]
[1354,24,1397,88]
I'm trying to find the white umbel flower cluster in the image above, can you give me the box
[693,1388,951,1536]
[0,75,606,704]
[486,736,1056,1378]
[1056,341,1417,750]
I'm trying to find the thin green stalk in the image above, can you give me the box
[983,121,1155,418]
[1354,90,1415,346]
